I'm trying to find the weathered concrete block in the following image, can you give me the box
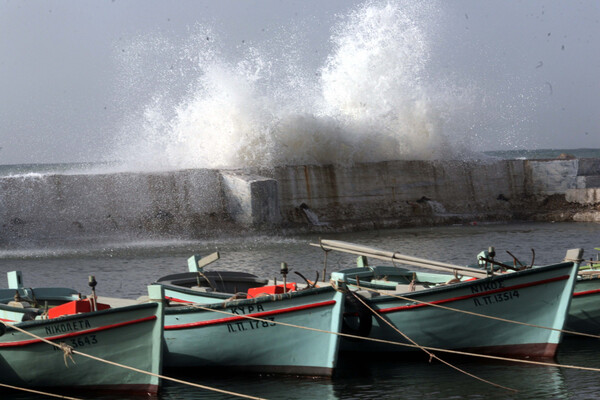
[566,188,600,205]
[577,175,600,189]
[573,211,600,222]
[527,160,578,194]
[269,159,529,224]
[578,159,600,176]
[0,169,223,237]
[221,173,281,227]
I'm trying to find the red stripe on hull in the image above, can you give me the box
[0,315,157,348]
[165,296,193,303]
[573,288,600,297]
[166,300,336,330]
[379,275,569,314]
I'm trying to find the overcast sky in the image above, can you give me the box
[1,0,599,165]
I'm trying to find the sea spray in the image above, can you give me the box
[319,1,450,160]
[110,0,499,171]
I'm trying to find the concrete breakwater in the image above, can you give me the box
[1,159,599,242]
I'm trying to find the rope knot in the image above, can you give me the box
[59,342,76,367]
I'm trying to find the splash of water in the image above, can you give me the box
[111,0,490,171]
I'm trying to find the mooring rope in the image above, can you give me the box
[0,382,82,400]
[0,320,266,400]
[59,341,76,367]
[188,301,600,373]
[347,291,517,392]
[353,284,600,339]
[191,297,513,391]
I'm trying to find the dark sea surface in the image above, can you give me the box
[483,148,600,160]
[1,148,599,177]
[1,221,600,399]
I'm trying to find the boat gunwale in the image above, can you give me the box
[341,260,576,303]
[0,315,158,347]
[161,284,338,315]
[572,287,600,297]
[1,301,159,330]
[165,299,338,329]
[156,270,267,285]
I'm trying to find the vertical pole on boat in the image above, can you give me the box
[88,275,97,311]
[488,247,495,261]
[281,262,288,293]
[319,240,332,282]
[487,247,495,276]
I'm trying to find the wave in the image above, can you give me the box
[109,0,502,171]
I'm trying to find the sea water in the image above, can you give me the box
[1,221,600,399]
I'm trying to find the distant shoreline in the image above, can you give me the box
[484,148,600,160]
[1,148,599,176]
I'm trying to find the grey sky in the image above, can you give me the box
[1,0,599,165]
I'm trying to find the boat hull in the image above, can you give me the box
[161,286,344,376]
[565,276,600,334]
[338,261,578,358]
[0,302,163,394]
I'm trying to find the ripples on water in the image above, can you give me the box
[2,221,596,297]
[1,221,600,399]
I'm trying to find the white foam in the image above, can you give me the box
[5,172,46,179]
[110,1,495,170]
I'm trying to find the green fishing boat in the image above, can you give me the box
[0,272,164,394]
[462,246,600,335]
[154,253,344,376]
[565,247,600,334]
[319,240,582,358]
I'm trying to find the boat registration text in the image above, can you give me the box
[45,319,92,335]
[473,291,520,307]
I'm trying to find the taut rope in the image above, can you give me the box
[0,319,266,400]
[187,301,600,373]
[354,284,600,339]
[0,382,82,400]
[348,291,517,392]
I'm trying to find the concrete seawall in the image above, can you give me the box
[269,158,600,228]
[1,158,599,242]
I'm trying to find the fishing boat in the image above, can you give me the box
[317,240,583,359]
[565,247,600,334]
[0,271,82,323]
[153,253,344,376]
[467,246,600,336]
[0,271,164,394]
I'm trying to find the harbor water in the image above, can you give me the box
[1,221,600,399]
